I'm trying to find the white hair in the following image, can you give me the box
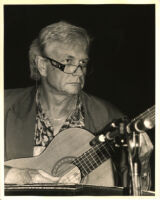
[29,21,91,80]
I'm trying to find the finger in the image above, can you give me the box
[38,170,60,182]
[59,177,71,184]
[140,132,153,149]
[139,132,153,155]
[5,168,32,184]
[139,132,153,162]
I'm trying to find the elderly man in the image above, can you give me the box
[4,21,153,189]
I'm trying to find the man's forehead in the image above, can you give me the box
[44,40,88,58]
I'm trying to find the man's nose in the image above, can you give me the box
[72,66,84,76]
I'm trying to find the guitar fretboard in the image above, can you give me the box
[72,140,115,178]
[73,105,155,178]
[130,105,155,124]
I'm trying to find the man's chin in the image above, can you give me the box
[64,84,82,95]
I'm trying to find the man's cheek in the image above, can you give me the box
[81,77,85,89]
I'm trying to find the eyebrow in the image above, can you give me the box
[65,55,74,59]
[64,54,89,60]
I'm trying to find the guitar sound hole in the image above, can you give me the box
[51,156,82,184]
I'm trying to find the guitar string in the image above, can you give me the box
[35,63,154,182]
[88,145,101,166]
[79,145,108,176]
[58,142,110,181]
[90,144,110,166]
[62,106,155,182]
[87,148,100,166]
[36,64,104,180]
[51,106,155,183]
[140,111,155,121]
[33,53,154,184]
[75,153,91,175]
[130,106,155,123]
[72,143,111,177]
[43,104,155,182]
[56,108,155,183]
[66,150,110,182]
[143,109,155,119]
[71,143,109,176]
[54,146,110,183]
[81,152,95,171]
[74,142,109,171]
[136,111,155,127]
[132,109,154,122]
[132,106,155,121]
[74,142,106,168]
[63,110,155,183]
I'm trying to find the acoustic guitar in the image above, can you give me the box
[5,105,155,187]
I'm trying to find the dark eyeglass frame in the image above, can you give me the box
[44,56,87,74]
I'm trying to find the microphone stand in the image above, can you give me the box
[127,131,142,196]
[113,122,142,196]
[90,118,143,196]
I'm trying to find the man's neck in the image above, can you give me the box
[39,85,77,120]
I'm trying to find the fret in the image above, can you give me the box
[74,155,91,176]
[95,145,106,161]
[72,105,155,180]
[97,143,111,159]
[88,148,103,169]
[86,146,106,170]
[80,170,86,178]
[92,150,103,165]
[88,144,104,165]
[102,144,111,157]
[73,153,96,176]
[131,105,155,123]
[72,141,113,178]
[83,152,95,172]
[88,148,100,166]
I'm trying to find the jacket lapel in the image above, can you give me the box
[5,87,36,160]
[81,91,98,134]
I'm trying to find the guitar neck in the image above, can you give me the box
[129,105,155,130]
[72,140,115,178]
[73,105,155,178]
[131,105,155,122]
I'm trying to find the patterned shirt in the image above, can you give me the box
[33,89,85,156]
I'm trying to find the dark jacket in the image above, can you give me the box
[4,86,127,185]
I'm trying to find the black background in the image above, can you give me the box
[4,5,155,190]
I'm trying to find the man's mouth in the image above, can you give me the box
[69,82,81,84]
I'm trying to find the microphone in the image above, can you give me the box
[106,130,120,140]
[127,118,155,133]
[90,117,128,146]
[106,121,127,140]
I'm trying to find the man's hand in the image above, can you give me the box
[5,167,59,184]
[128,131,153,190]
[139,132,153,162]
[128,131,153,160]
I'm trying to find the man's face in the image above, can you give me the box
[43,41,89,95]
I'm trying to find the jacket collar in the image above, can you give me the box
[11,86,37,119]
[10,85,96,134]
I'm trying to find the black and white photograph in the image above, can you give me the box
[3,2,156,197]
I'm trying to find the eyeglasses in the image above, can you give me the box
[45,56,88,74]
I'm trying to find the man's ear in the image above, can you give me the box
[35,56,47,77]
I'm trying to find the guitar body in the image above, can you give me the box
[5,128,115,186]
